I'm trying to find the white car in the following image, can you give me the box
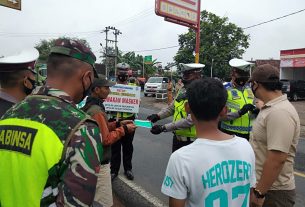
[144,77,168,96]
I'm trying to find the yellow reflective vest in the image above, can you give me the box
[221,86,254,135]
[173,98,196,138]
[0,118,63,207]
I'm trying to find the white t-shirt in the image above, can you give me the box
[161,136,256,207]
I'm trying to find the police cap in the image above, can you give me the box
[50,38,98,77]
[229,58,254,71]
[91,77,115,88]
[0,48,39,74]
[179,63,205,73]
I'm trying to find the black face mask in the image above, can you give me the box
[235,76,249,87]
[251,83,258,97]
[81,75,92,103]
[118,74,128,82]
[23,78,36,95]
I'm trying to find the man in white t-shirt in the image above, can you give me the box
[161,78,256,207]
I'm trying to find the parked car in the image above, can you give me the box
[281,79,305,101]
[144,77,168,96]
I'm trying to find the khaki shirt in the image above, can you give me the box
[250,94,300,190]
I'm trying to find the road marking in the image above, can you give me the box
[295,171,305,178]
[118,175,167,207]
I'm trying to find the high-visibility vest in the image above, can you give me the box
[173,98,196,138]
[0,95,96,207]
[220,86,254,135]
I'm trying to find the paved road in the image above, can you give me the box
[125,102,305,206]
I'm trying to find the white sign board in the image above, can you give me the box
[104,84,141,114]
[156,0,200,25]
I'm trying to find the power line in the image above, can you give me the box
[124,45,179,53]
[243,8,305,30]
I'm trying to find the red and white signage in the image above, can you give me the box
[280,48,305,68]
[155,0,200,25]
[103,84,141,114]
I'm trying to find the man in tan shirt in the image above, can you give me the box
[249,64,300,207]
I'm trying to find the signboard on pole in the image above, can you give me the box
[0,0,21,10]
[144,55,153,64]
[155,0,200,26]
[104,84,141,114]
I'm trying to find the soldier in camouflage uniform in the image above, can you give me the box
[0,38,103,207]
[0,48,39,117]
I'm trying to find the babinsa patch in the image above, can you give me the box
[0,125,37,155]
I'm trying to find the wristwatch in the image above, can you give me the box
[253,188,266,199]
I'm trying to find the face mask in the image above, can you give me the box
[23,77,36,95]
[118,75,128,82]
[251,83,258,97]
[235,76,249,87]
[80,75,92,103]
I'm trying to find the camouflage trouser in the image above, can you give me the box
[94,163,113,207]
[263,190,296,207]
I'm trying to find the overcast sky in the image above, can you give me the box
[1,0,305,66]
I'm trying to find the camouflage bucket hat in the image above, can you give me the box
[50,38,98,77]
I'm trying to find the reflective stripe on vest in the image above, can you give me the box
[0,118,63,207]
[221,87,254,134]
[173,99,196,138]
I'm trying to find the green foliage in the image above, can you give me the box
[174,10,250,79]
[35,37,91,63]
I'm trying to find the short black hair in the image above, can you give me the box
[47,53,86,78]
[187,78,227,121]
[259,81,283,91]
[0,70,27,88]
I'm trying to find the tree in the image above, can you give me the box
[35,37,91,63]
[174,10,250,79]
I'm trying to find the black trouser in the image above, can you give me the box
[220,128,250,141]
[111,121,135,174]
[172,135,193,152]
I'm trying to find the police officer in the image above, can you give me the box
[147,63,205,152]
[0,38,103,207]
[220,58,256,140]
[110,62,137,180]
[0,48,39,117]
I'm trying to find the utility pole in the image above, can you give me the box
[102,26,121,79]
[114,29,122,77]
[104,27,109,78]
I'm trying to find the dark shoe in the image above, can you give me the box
[111,173,118,181]
[124,170,134,180]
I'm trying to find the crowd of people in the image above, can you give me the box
[0,38,301,207]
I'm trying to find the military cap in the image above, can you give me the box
[50,38,98,77]
[0,48,39,74]
[229,58,254,71]
[91,77,115,88]
[179,63,205,73]
[249,64,279,83]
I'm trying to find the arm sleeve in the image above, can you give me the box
[266,110,297,153]
[164,114,193,132]
[158,101,175,119]
[220,111,240,121]
[92,113,125,146]
[161,152,187,199]
[57,121,103,206]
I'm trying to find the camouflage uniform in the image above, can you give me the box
[0,39,102,207]
[1,86,103,206]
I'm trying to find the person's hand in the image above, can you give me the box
[147,114,160,123]
[125,123,137,133]
[150,125,165,135]
[250,189,265,207]
[120,120,134,125]
[238,104,255,116]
